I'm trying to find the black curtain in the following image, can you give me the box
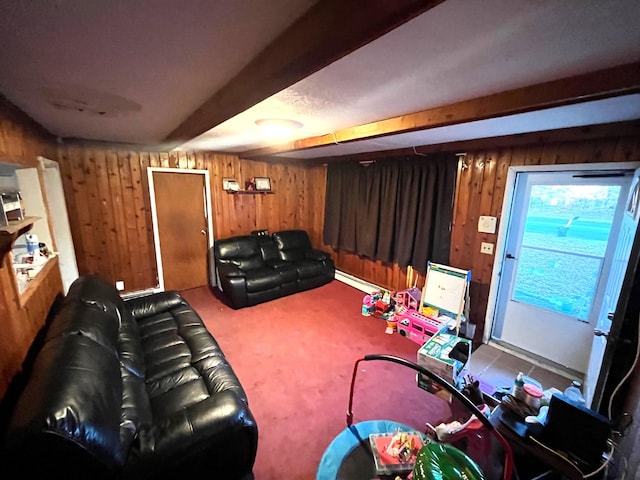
[323,153,457,273]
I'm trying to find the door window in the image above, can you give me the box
[512,184,620,321]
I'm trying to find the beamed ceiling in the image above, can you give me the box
[0,0,638,161]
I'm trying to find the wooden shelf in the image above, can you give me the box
[0,216,39,235]
[226,190,274,195]
[0,216,39,263]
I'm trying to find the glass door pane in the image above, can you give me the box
[513,184,619,321]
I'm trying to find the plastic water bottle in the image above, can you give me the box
[513,372,525,400]
[26,233,39,255]
[564,380,586,406]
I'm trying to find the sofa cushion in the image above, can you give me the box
[118,317,146,379]
[64,274,132,325]
[4,334,126,472]
[60,274,147,378]
[215,235,264,271]
[136,301,248,416]
[44,300,120,355]
[272,262,298,283]
[119,365,152,453]
[273,229,313,262]
[244,267,282,293]
[294,258,328,279]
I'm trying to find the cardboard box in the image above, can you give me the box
[417,331,471,401]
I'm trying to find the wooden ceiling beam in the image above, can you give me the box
[164,0,445,146]
[240,61,640,159]
[301,120,640,165]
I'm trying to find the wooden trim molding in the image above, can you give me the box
[241,61,640,159]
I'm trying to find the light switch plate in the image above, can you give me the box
[481,242,494,255]
[478,216,497,234]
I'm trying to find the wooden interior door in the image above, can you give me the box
[152,171,208,291]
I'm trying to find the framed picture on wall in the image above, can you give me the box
[254,177,272,191]
[222,178,239,191]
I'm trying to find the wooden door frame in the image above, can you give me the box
[147,168,213,291]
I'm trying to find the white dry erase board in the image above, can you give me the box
[421,262,471,326]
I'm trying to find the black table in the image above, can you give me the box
[489,405,584,480]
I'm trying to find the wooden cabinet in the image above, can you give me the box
[0,163,64,398]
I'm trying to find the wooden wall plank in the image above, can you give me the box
[119,153,143,290]
[69,148,93,274]
[451,154,472,266]
[490,148,512,218]
[477,150,499,285]
[92,149,117,281]
[128,152,153,289]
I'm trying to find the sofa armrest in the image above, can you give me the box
[125,291,185,319]
[306,249,331,261]
[217,263,246,278]
[133,390,258,478]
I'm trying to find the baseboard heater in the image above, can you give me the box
[334,270,383,294]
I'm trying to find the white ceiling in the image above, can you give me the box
[0,0,639,160]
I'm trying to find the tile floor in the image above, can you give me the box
[468,343,577,396]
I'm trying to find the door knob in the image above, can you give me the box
[594,329,609,338]
[201,229,207,236]
[506,253,516,259]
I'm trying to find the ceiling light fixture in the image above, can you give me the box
[255,118,303,139]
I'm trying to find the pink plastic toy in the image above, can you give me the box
[396,309,445,345]
[395,287,422,311]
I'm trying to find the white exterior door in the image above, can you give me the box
[490,167,635,375]
[584,168,640,407]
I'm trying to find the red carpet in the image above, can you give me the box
[181,281,454,480]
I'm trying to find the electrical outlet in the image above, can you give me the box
[115,280,125,291]
[480,242,494,255]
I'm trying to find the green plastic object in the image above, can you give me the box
[412,442,485,480]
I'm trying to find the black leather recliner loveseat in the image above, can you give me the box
[211,229,335,309]
[0,275,258,480]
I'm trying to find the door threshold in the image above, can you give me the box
[487,339,583,382]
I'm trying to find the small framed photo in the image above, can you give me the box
[254,177,272,191]
[223,178,239,191]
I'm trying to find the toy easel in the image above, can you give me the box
[420,262,471,333]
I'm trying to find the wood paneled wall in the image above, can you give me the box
[56,145,327,293]
[0,97,63,398]
[451,137,640,342]
[0,95,57,168]
[323,135,640,342]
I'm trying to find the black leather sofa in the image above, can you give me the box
[0,275,258,480]
[212,229,335,309]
